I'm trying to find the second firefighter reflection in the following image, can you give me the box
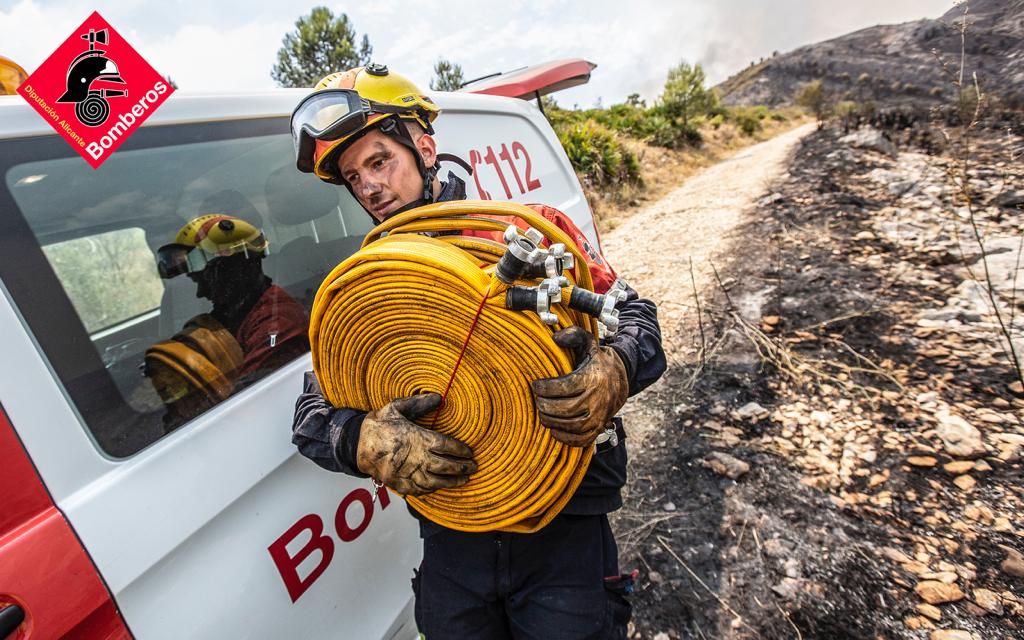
[145,214,309,431]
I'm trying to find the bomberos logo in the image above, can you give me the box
[18,11,174,169]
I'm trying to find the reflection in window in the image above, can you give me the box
[43,228,163,334]
[3,127,372,456]
[146,213,310,432]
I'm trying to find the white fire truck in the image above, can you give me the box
[0,60,603,639]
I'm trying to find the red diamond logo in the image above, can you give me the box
[17,11,174,169]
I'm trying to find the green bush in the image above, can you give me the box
[548,83,787,153]
[592,104,650,138]
[549,101,704,150]
[834,101,859,119]
[555,119,641,188]
[738,115,760,136]
[727,106,765,136]
[796,79,831,125]
[636,108,698,148]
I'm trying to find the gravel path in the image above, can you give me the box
[601,123,816,445]
[602,123,816,326]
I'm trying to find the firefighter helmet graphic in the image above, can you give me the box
[56,28,127,127]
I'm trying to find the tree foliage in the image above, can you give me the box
[271,7,373,88]
[430,58,465,92]
[796,79,830,128]
[660,62,717,128]
[43,228,164,333]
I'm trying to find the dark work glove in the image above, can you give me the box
[531,326,629,447]
[356,392,478,496]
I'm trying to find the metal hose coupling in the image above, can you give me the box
[506,278,627,335]
[496,225,546,284]
[505,280,563,325]
[567,286,624,335]
[525,242,575,280]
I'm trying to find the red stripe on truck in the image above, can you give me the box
[0,406,132,639]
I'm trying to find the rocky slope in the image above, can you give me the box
[716,0,1024,109]
[604,119,1024,638]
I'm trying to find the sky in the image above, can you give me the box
[1,0,956,108]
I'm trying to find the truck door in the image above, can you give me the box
[0,116,420,639]
[0,404,131,638]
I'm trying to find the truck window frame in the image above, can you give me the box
[0,117,297,459]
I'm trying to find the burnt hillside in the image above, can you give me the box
[716,0,1024,108]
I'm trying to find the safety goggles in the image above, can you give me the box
[157,243,209,279]
[156,233,268,279]
[291,89,413,172]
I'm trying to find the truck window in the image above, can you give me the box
[43,227,163,334]
[0,118,372,457]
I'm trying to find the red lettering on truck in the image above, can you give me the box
[468,140,543,201]
[268,484,391,602]
[267,514,335,603]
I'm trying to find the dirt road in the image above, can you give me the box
[601,122,816,446]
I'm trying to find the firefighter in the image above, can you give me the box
[156,213,310,388]
[290,66,665,639]
[144,313,244,432]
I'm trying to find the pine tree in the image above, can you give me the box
[430,58,465,92]
[271,7,373,88]
[661,62,716,128]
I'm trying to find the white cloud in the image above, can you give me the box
[0,0,83,71]
[141,21,291,89]
[2,0,956,107]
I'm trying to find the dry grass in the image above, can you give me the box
[587,111,810,234]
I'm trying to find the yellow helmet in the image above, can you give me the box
[144,314,244,408]
[291,64,440,185]
[157,214,268,279]
[0,56,28,95]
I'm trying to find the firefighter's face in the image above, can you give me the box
[337,128,436,221]
[189,259,222,304]
[189,257,244,309]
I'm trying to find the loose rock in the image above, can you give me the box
[915,580,965,604]
[702,452,750,479]
[840,128,896,157]
[1001,547,1024,578]
[929,631,976,640]
[734,402,768,420]
[904,616,932,630]
[942,460,975,475]
[771,577,802,600]
[882,547,913,564]
[972,588,1004,616]
[916,603,942,621]
[935,412,987,459]
[953,475,976,491]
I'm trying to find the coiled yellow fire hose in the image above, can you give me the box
[310,201,602,533]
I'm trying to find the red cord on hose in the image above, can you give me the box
[431,279,494,428]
